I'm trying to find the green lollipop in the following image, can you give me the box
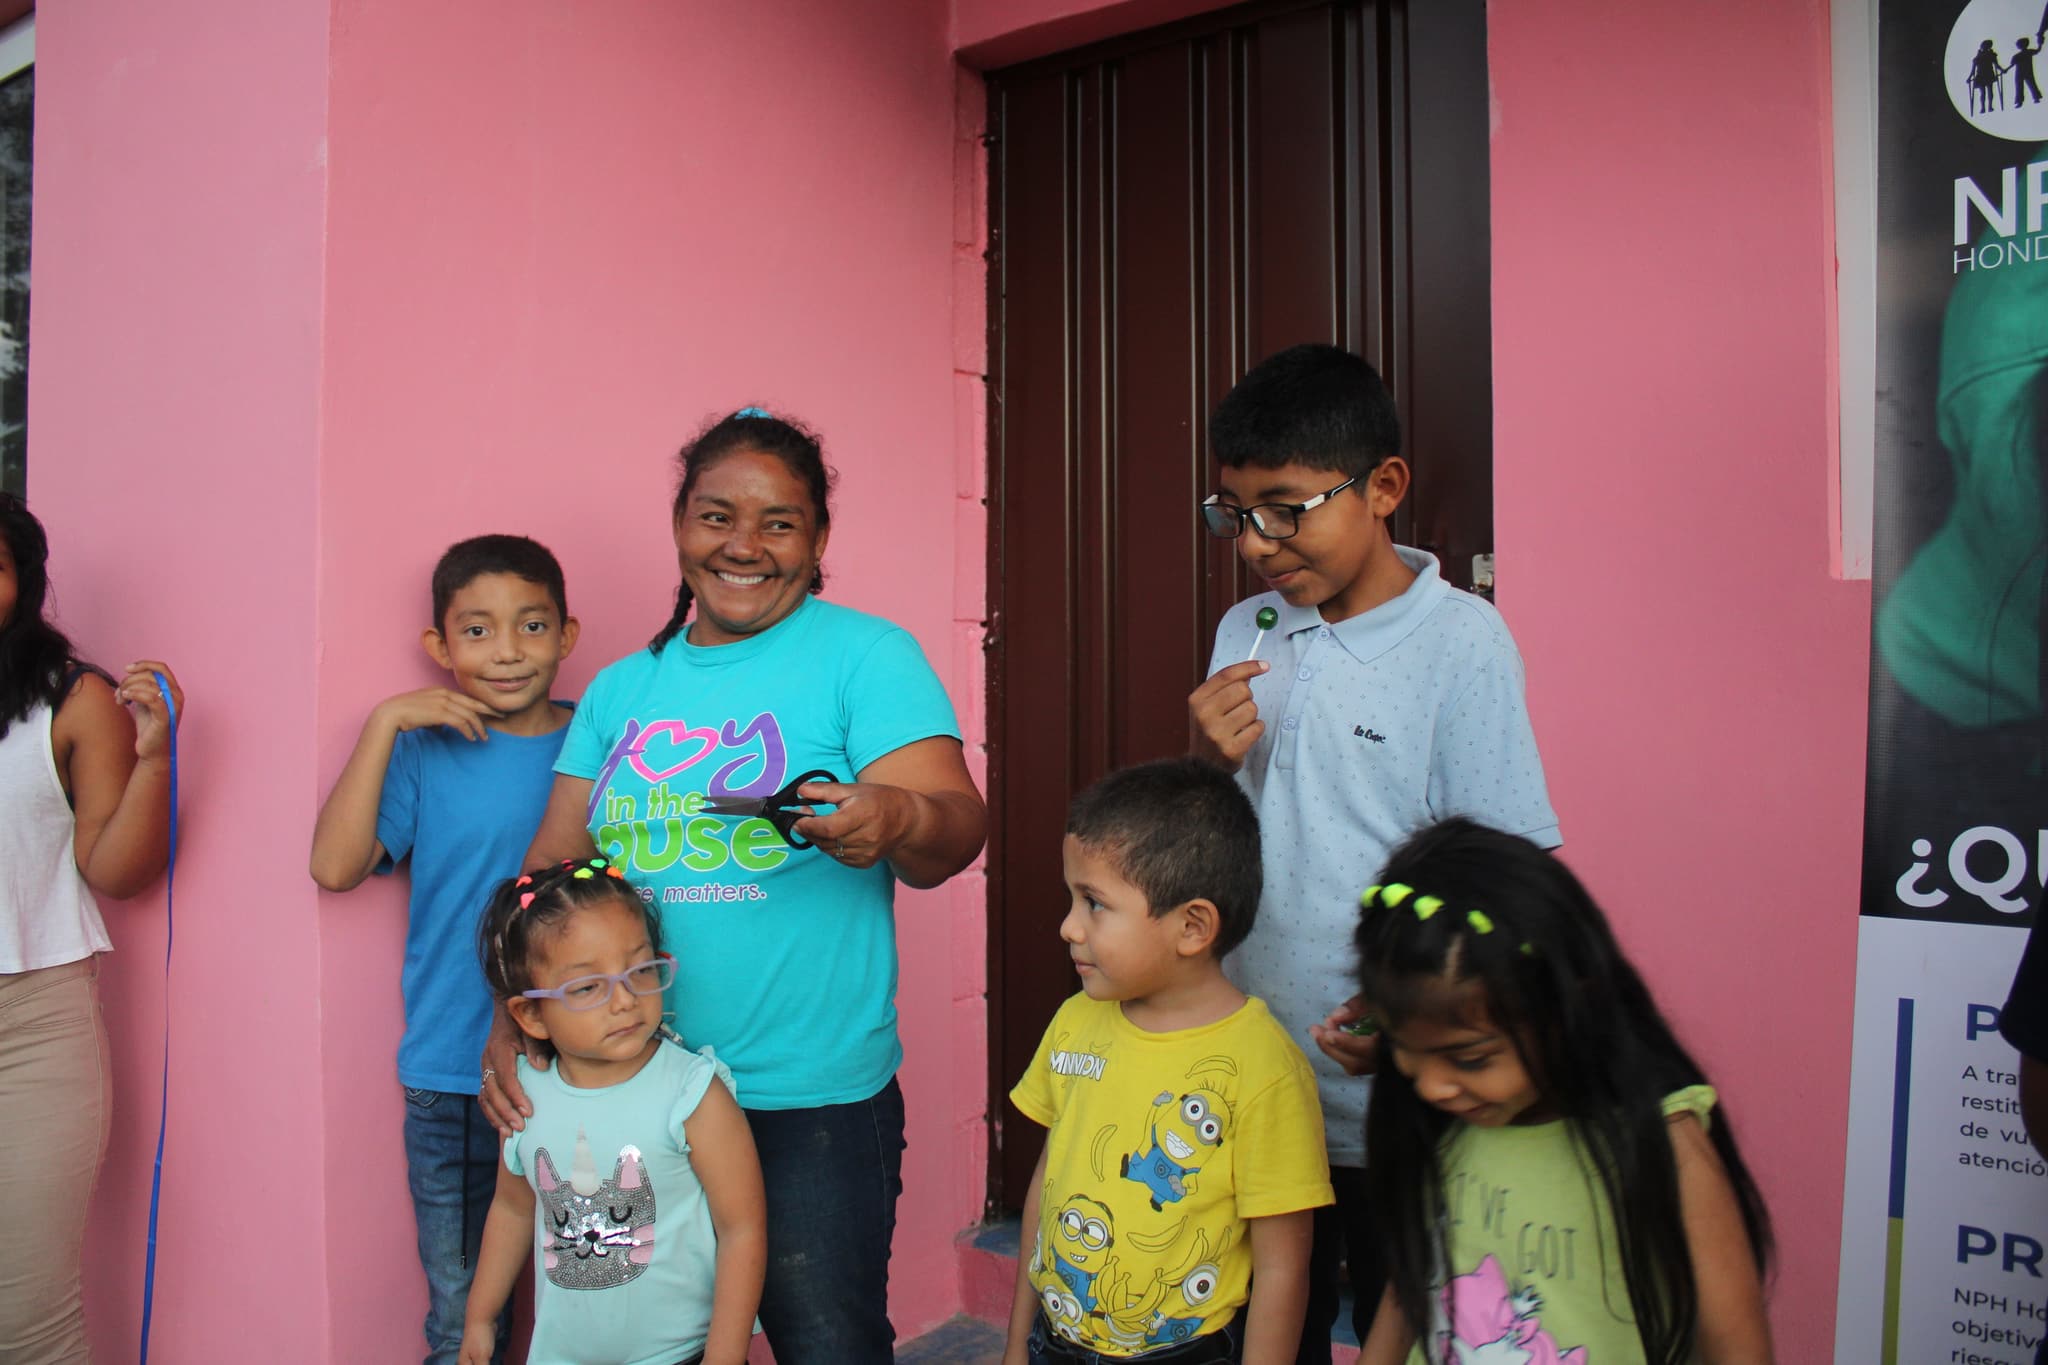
[1246,606,1279,662]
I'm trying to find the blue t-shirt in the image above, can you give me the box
[556,596,960,1110]
[505,1042,734,1365]
[375,708,571,1093]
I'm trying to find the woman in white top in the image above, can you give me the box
[0,491,184,1363]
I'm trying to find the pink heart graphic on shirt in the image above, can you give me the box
[627,720,723,783]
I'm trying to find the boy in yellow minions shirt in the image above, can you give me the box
[1005,759,1333,1364]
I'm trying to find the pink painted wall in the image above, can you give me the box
[28,2,335,1360]
[1488,2,1861,1361]
[953,0,1237,67]
[35,0,983,1359]
[25,0,1861,1358]
[315,1,982,1358]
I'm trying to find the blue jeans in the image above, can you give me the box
[402,1087,507,1365]
[744,1077,906,1364]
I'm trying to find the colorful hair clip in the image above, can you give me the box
[590,858,608,869]
[605,866,625,879]
[1466,910,1495,935]
[734,405,772,419]
[519,892,536,909]
[1360,884,1382,908]
[1414,895,1445,920]
[1520,942,1535,956]
[1381,883,1415,908]
[572,868,594,880]
[515,875,532,887]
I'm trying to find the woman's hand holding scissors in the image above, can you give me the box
[789,779,926,872]
[792,738,986,887]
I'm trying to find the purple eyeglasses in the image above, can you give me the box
[520,956,676,1011]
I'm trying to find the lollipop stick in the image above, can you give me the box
[1243,605,1280,663]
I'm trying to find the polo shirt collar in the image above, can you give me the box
[1278,546,1447,665]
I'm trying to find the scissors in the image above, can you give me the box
[699,768,841,849]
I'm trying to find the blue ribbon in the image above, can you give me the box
[138,672,176,1365]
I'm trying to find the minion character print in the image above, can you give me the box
[1037,1194,1131,1344]
[1120,1088,1230,1211]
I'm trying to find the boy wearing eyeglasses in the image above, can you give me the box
[1186,343,1559,1361]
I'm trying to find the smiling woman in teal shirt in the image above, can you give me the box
[480,408,985,1365]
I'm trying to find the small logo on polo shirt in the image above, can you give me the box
[1354,725,1386,744]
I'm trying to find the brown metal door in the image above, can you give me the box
[983,0,1490,1211]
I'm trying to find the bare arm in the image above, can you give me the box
[1356,1285,1415,1365]
[457,1158,534,1365]
[1002,1140,1051,1365]
[1672,1114,1774,1364]
[310,688,498,890]
[58,663,183,901]
[688,1078,768,1365]
[792,736,987,890]
[478,775,599,1135]
[522,773,599,869]
[2021,1056,2048,1156]
[1241,1209,1314,1363]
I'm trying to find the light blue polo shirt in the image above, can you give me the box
[1208,547,1558,1165]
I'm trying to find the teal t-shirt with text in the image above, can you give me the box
[556,596,960,1109]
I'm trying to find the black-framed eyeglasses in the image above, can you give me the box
[1199,476,1358,541]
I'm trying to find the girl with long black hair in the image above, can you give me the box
[0,491,184,1361]
[1353,818,1773,1365]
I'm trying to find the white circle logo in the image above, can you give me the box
[1948,0,2048,139]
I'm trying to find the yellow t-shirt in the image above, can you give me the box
[1010,994,1334,1356]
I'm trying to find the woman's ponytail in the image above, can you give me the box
[648,579,694,653]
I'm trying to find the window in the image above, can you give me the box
[0,15,32,498]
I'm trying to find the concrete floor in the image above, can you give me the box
[895,1314,1007,1363]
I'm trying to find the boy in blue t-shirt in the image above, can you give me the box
[310,534,579,1365]
[1186,345,1558,1360]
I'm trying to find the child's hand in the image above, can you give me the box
[1189,660,1268,772]
[116,661,184,763]
[1309,994,1382,1076]
[373,687,501,743]
[456,1323,495,1365]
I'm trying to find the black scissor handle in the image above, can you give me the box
[771,769,842,850]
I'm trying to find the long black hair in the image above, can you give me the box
[1356,818,1771,1365]
[0,493,92,742]
[648,408,834,652]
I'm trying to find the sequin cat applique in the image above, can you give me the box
[533,1127,658,1290]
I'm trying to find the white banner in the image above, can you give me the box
[1838,2,2048,1360]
